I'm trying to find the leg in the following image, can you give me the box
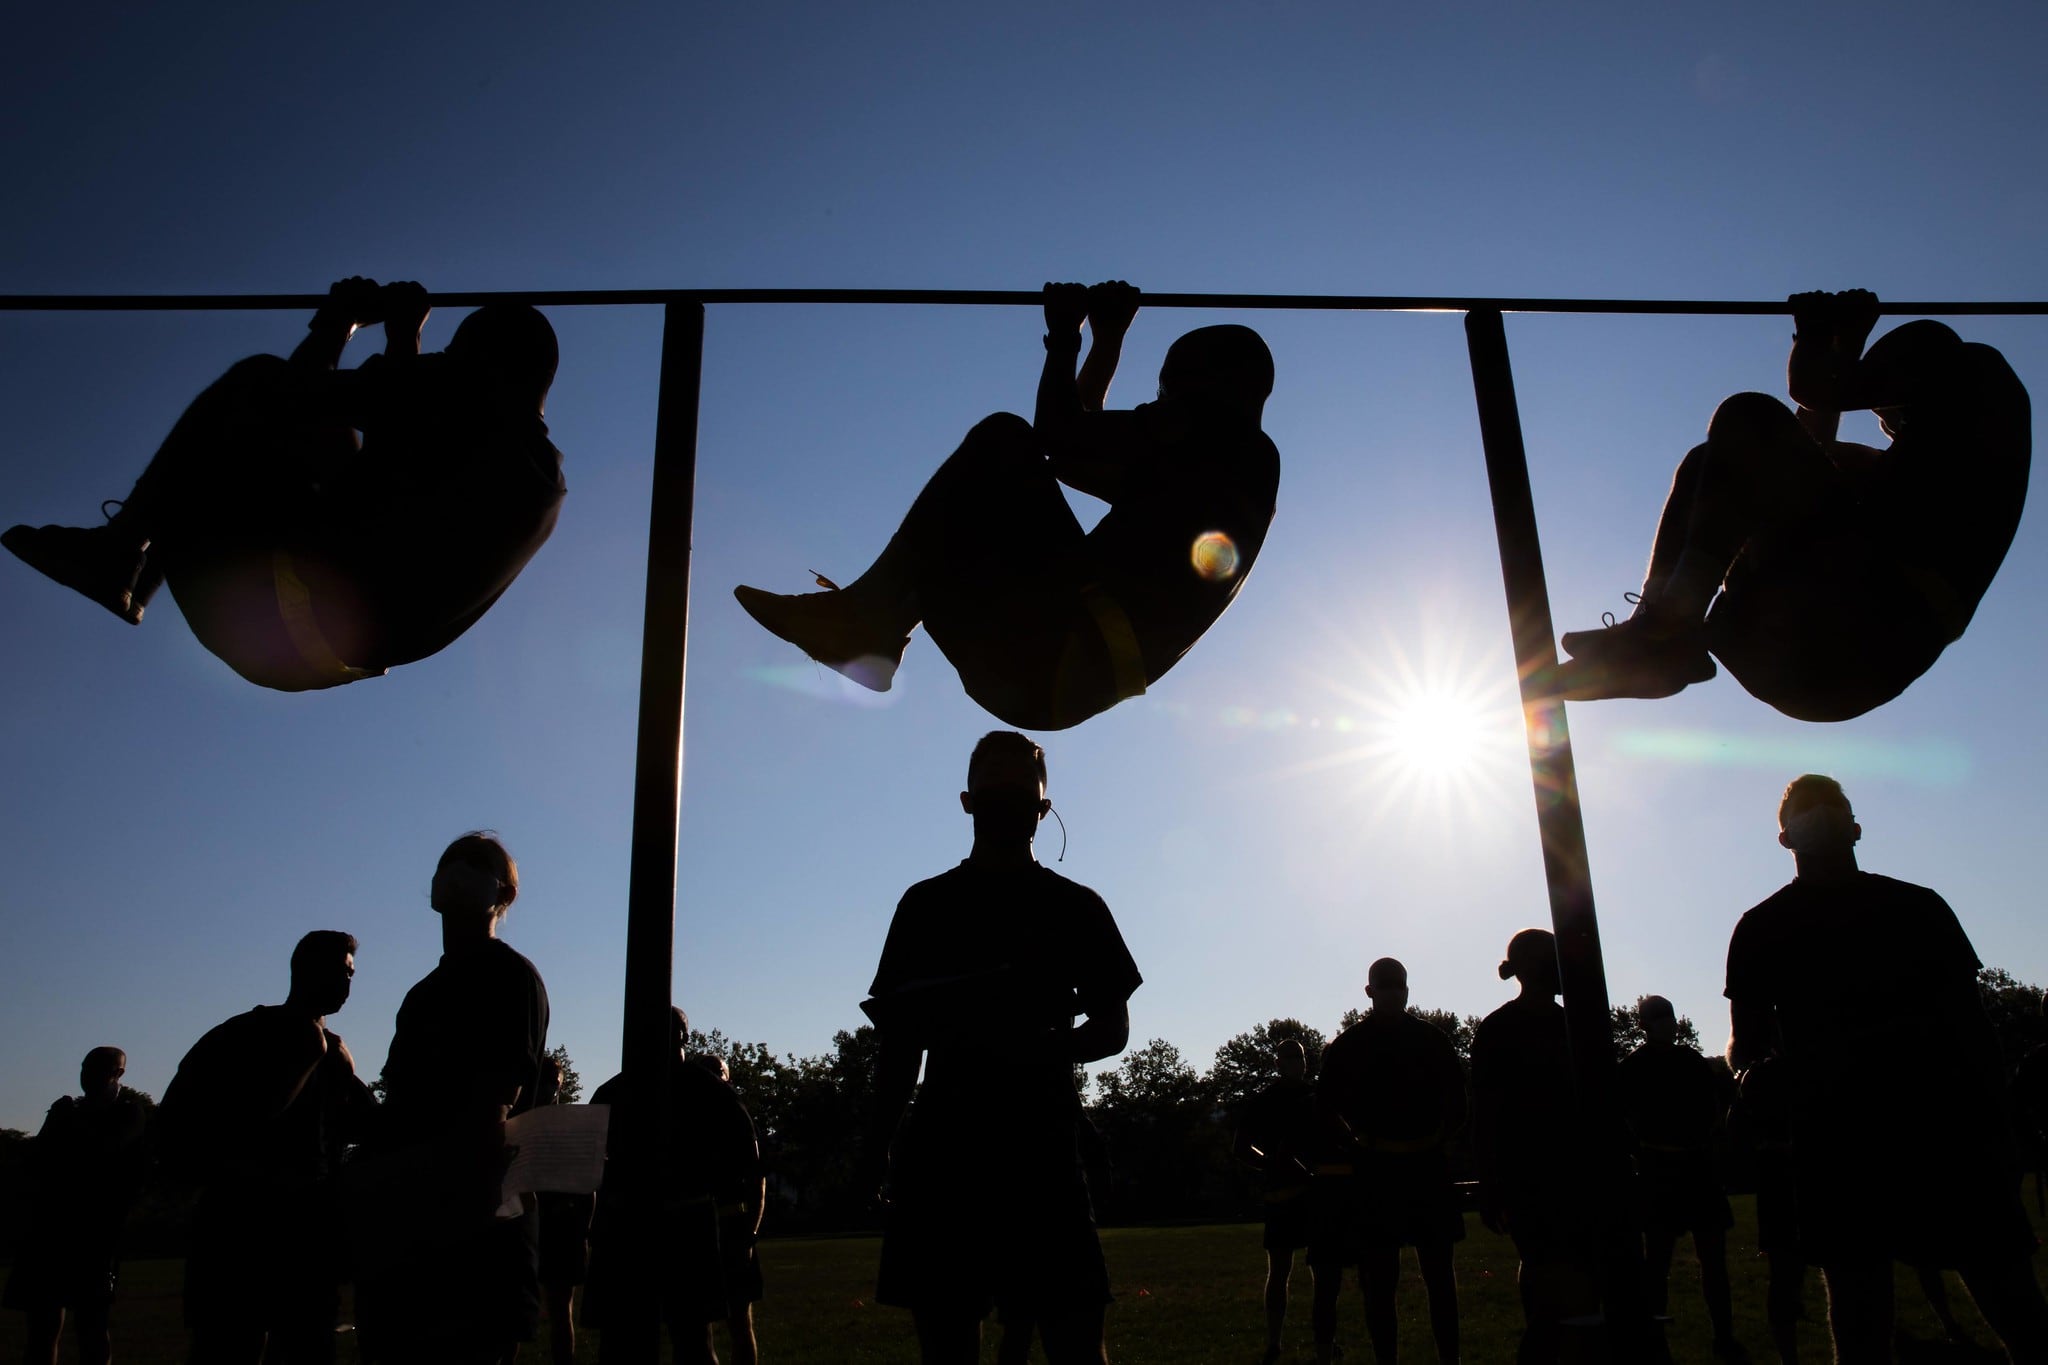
[1037,1305,1108,1365]
[1959,1258,2048,1362]
[1556,393,1837,700]
[1415,1241,1460,1365]
[1516,1256,1564,1365]
[1764,1253,1804,1365]
[734,414,1090,707]
[995,1315,1034,1365]
[671,1320,718,1365]
[1264,1248,1294,1361]
[1359,1247,1400,1364]
[911,1309,984,1365]
[1311,1263,1343,1364]
[547,1285,577,1365]
[24,1306,63,1365]
[1694,1228,1738,1351]
[1819,1259,1894,1365]
[72,1299,114,1365]
[1643,1229,1678,1319]
[725,1305,758,1365]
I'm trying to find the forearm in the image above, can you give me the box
[1035,331,1086,439]
[1068,1004,1131,1065]
[1727,999,1774,1072]
[1787,332,1871,412]
[871,1032,922,1138]
[291,313,356,370]
[1075,327,1128,412]
[1795,404,1840,446]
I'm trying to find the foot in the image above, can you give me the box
[733,583,910,693]
[2,523,148,624]
[1550,613,1715,702]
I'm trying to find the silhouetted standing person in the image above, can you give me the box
[1472,929,1599,1365]
[1556,291,2029,720]
[356,832,551,1365]
[1726,775,2048,1363]
[3,1047,148,1365]
[587,1008,765,1365]
[1616,995,1738,1358]
[4,277,565,691]
[861,731,1142,1364]
[1728,1057,1806,1365]
[736,282,1279,729]
[1232,1039,1318,1365]
[1317,958,1466,1365]
[158,930,374,1364]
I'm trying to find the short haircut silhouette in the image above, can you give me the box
[3,278,566,691]
[735,281,1279,729]
[1555,291,2030,720]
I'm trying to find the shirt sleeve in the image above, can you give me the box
[1724,908,1771,1002]
[1070,888,1143,1018]
[867,888,923,1000]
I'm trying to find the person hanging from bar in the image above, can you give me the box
[2,277,566,691]
[734,281,1279,730]
[1552,289,2029,721]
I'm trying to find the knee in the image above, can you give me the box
[963,412,1042,466]
[1707,392,1795,448]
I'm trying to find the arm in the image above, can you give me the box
[1035,282,1146,502]
[1075,281,1139,411]
[1727,997,1776,1073]
[380,280,430,359]
[1068,1001,1132,1066]
[861,1027,922,1201]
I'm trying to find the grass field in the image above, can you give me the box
[1,1195,2033,1362]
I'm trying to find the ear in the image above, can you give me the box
[959,790,973,815]
[1037,797,1051,819]
[1850,821,1862,844]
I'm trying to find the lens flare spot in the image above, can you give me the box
[1190,531,1239,582]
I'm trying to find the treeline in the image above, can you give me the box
[709,968,2048,1233]
[4,970,2040,1251]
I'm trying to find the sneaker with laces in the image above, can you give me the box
[1550,618,1716,702]
[733,582,911,692]
[2,522,149,624]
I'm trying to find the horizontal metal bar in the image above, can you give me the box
[0,288,2044,316]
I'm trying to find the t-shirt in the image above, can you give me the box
[315,351,566,668]
[1470,998,1581,1191]
[865,859,1142,1116]
[161,1004,366,1189]
[20,1093,149,1254]
[1617,1043,1725,1152]
[1724,872,2004,1154]
[1863,333,2031,621]
[381,938,551,1141]
[591,1061,762,1210]
[1077,403,1281,681]
[1235,1077,1318,1190]
[1319,1011,1467,1153]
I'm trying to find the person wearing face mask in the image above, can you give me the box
[355,831,551,1365]
[860,730,1142,1365]
[1554,291,2029,721]
[1726,775,2047,1363]
[159,930,374,1364]
[1471,929,1599,1365]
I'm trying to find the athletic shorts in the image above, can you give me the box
[1262,1186,1315,1252]
[877,1109,1110,1318]
[1635,1150,1733,1239]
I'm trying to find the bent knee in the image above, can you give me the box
[1707,392,1797,446]
[967,411,1038,450]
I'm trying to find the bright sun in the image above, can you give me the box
[1381,686,1490,779]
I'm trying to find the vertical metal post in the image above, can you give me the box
[1464,310,1656,1354]
[611,299,705,1360]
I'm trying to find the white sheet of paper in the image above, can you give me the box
[497,1103,610,1215]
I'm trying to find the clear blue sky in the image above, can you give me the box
[4,2,2046,1129]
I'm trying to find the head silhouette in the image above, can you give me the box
[449,305,559,412]
[672,1005,691,1057]
[1500,928,1560,999]
[289,930,358,1016]
[1862,319,1961,438]
[537,1055,564,1106]
[432,831,520,922]
[1158,325,1274,423]
[1274,1038,1307,1082]
[1366,957,1410,1013]
[1777,774,1859,855]
[80,1047,126,1102]
[1639,994,1678,1046]
[960,730,1051,842]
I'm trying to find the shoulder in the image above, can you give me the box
[590,1074,624,1107]
[485,940,550,994]
[1036,865,1113,913]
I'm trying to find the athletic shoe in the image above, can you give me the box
[2,522,148,624]
[733,583,910,692]
[1550,624,1716,702]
